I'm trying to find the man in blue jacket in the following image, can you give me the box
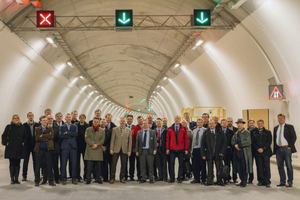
[59,113,78,185]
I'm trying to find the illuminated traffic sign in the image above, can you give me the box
[37,11,55,27]
[193,9,211,26]
[269,85,284,100]
[115,10,133,27]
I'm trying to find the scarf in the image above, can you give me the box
[92,124,99,132]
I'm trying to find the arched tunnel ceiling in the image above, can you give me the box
[0,0,269,114]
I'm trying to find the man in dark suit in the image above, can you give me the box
[102,113,116,182]
[220,119,234,184]
[184,112,197,131]
[59,113,78,185]
[273,114,297,187]
[252,119,272,187]
[54,112,64,127]
[136,119,157,183]
[71,110,79,124]
[22,112,39,181]
[75,114,89,182]
[213,116,222,131]
[227,117,238,182]
[125,114,135,180]
[147,115,157,130]
[202,113,209,128]
[131,116,143,181]
[201,119,227,186]
[33,115,55,186]
[89,109,102,126]
[154,118,168,181]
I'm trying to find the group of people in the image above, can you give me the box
[1,108,297,188]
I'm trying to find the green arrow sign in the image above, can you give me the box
[193,9,211,26]
[116,10,133,27]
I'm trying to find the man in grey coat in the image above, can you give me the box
[136,120,157,183]
[84,118,105,184]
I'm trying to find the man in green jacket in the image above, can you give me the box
[84,117,105,184]
[231,119,252,187]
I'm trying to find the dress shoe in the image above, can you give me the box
[121,179,126,183]
[177,180,182,183]
[157,178,163,181]
[217,182,225,186]
[35,182,39,187]
[41,180,47,185]
[150,180,154,184]
[236,183,242,186]
[139,180,146,183]
[266,184,271,188]
[110,179,114,184]
[22,177,27,181]
[286,183,293,187]
[86,181,91,184]
[55,180,60,184]
[130,178,135,181]
[10,179,15,184]
[205,182,213,186]
[62,181,67,185]
[103,179,109,182]
[257,182,266,186]
[241,184,247,187]
[191,180,200,184]
[49,181,56,186]
[164,179,169,182]
[247,181,253,184]
[72,181,78,185]
[96,179,103,184]
[277,183,286,187]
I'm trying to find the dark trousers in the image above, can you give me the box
[247,155,254,182]
[154,147,162,179]
[192,148,206,182]
[237,157,247,185]
[61,147,77,181]
[102,151,112,181]
[129,151,140,179]
[255,155,271,184]
[224,148,237,181]
[111,150,127,180]
[22,147,35,178]
[276,147,293,184]
[169,151,184,181]
[52,154,60,182]
[77,150,87,180]
[9,159,21,180]
[207,158,222,184]
[86,160,102,182]
[35,149,53,183]
[140,149,154,181]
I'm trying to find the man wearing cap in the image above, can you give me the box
[231,119,252,187]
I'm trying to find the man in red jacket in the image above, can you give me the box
[166,115,189,183]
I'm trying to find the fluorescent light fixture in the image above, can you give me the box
[67,62,72,67]
[164,77,168,80]
[95,91,98,93]
[157,85,160,88]
[100,95,103,97]
[191,36,204,50]
[46,37,57,48]
[15,0,24,5]
[174,63,180,68]
[153,91,156,93]
[88,85,92,87]
[79,76,84,79]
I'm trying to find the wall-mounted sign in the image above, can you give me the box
[269,85,284,100]
[193,9,211,26]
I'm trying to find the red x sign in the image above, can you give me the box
[36,11,55,27]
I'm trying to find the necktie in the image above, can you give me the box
[122,128,124,136]
[158,129,161,147]
[278,125,282,146]
[107,123,110,130]
[195,129,200,146]
[143,130,147,147]
[175,126,178,145]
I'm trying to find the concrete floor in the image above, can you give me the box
[0,158,299,200]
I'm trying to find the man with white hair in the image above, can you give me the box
[166,115,189,183]
[147,115,157,130]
